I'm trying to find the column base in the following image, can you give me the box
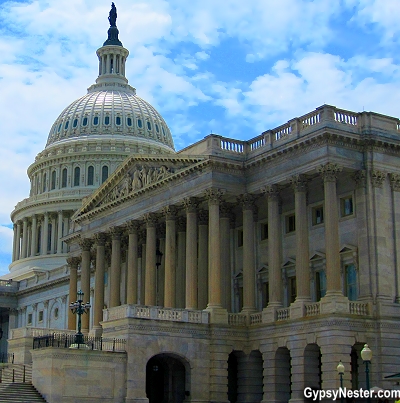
[262,303,282,323]
[290,298,311,319]
[89,326,103,337]
[204,305,228,324]
[320,292,349,314]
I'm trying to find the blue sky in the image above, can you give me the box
[0,0,400,275]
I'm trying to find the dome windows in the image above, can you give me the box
[101,165,109,183]
[61,168,67,188]
[138,119,143,128]
[93,116,99,125]
[74,167,80,186]
[58,124,62,132]
[127,117,132,127]
[73,119,78,128]
[51,171,56,190]
[105,116,110,125]
[162,126,166,137]
[83,117,88,126]
[147,121,152,131]
[87,166,94,186]
[155,124,159,133]
[116,116,121,126]
[65,121,69,130]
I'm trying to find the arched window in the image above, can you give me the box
[101,165,109,183]
[138,119,143,128]
[87,166,94,186]
[61,168,67,188]
[93,116,99,125]
[73,119,78,128]
[74,167,80,187]
[105,116,110,125]
[42,173,47,192]
[116,116,121,125]
[127,117,132,127]
[147,121,151,130]
[51,171,56,190]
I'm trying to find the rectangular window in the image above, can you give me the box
[260,222,268,241]
[285,214,296,233]
[316,271,327,301]
[237,230,243,247]
[345,264,357,301]
[27,313,32,326]
[341,196,354,217]
[312,205,324,225]
[38,311,43,322]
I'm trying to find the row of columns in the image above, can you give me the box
[12,211,70,262]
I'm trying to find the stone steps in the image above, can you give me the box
[0,382,47,402]
[1,364,32,384]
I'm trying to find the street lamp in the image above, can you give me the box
[337,360,345,403]
[361,343,372,403]
[69,290,91,345]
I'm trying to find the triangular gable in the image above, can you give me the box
[340,244,357,254]
[282,258,296,267]
[310,251,326,261]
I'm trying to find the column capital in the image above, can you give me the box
[198,209,209,225]
[94,233,107,246]
[57,210,63,215]
[109,226,123,240]
[31,214,37,220]
[22,217,28,223]
[237,194,257,212]
[317,163,342,182]
[389,173,400,191]
[126,220,141,234]
[204,188,225,205]
[371,170,386,188]
[353,170,367,188]
[182,197,199,213]
[162,205,178,220]
[79,238,93,251]
[143,213,158,227]
[290,174,308,192]
[262,184,280,200]
[67,256,81,269]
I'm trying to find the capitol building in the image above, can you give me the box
[1,4,400,403]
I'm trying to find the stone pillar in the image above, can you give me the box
[63,214,70,253]
[145,214,157,306]
[12,224,17,262]
[67,256,80,330]
[184,198,198,310]
[93,233,106,335]
[290,175,311,318]
[31,215,37,257]
[318,163,348,313]
[15,221,21,260]
[220,204,232,311]
[109,227,122,308]
[263,185,282,322]
[239,194,257,313]
[80,238,92,334]
[205,188,228,323]
[198,210,209,310]
[42,212,49,255]
[126,221,139,305]
[57,211,63,254]
[21,218,28,259]
[50,214,56,254]
[176,217,186,309]
[390,173,400,302]
[163,207,177,308]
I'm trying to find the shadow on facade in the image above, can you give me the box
[146,353,189,403]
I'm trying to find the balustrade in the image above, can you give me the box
[305,302,320,317]
[276,308,290,321]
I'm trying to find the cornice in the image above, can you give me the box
[16,276,69,297]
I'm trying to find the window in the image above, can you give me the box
[74,167,80,186]
[138,119,143,128]
[341,196,354,217]
[64,121,69,130]
[54,307,59,319]
[102,165,109,183]
[116,116,121,125]
[260,222,268,241]
[61,168,67,188]
[162,126,166,136]
[127,117,132,126]
[58,123,62,132]
[288,276,296,304]
[38,311,43,322]
[73,118,78,128]
[285,214,296,233]
[147,121,151,130]
[105,116,110,125]
[48,223,52,252]
[93,116,99,125]
[83,117,88,126]
[155,124,159,133]
[87,166,94,186]
[237,229,243,247]
[27,313,32,326]
[315,270,326,301]
[262,281,269,308]
[312,205,324,225]
[42,173,47,192]
[345,264,357,301]
[51,171,56,190]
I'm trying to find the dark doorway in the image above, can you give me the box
[146,354,187,403]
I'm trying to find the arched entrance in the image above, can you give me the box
[146,353,188,403]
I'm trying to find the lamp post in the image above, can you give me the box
[69,290,91,345]
[337,360,345,403]
[361,343,372,403]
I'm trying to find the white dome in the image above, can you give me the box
[46,87,175,151]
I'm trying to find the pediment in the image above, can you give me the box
[74,155,208,220]
[282,258,296,267]
[310,251,326,261]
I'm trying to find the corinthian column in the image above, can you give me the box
[109,227,122,308]
[126,221,139,305]
[184,198,198,310]
[21,218,28,259]
[31,215,37,257]
[197,210,208,309]
[15,221,21,260]
[238,194,257,313]
[42,212,49,255]
[67,256,81,330]
[205,188,228,323]
[93,233,106,335]
[80,238,93,334]
[163,206,177,308]
[144,213,157,306]
[57,211,63,253]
